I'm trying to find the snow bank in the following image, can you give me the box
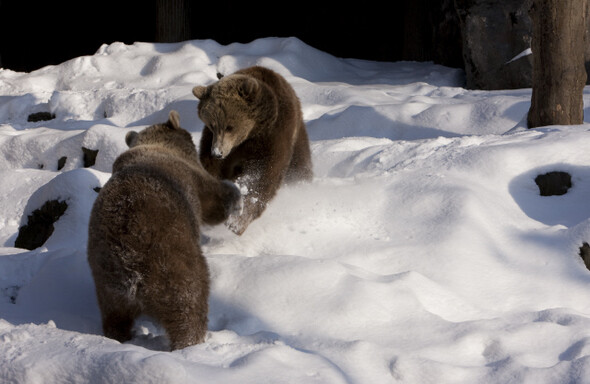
[1,37,590,383]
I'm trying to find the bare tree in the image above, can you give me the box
[528,0,588,128]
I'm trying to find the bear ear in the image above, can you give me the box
[192,85,208,100]
[237,78,259,102]
[168,110,181,130]
[125,131,138,148]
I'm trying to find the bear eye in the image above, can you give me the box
[226,125,233,133]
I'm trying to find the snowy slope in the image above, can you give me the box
[1,37,590,383]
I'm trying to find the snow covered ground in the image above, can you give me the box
[1,37,590,383]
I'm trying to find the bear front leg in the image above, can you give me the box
[226,193,266,235]
[285,123,313,184]
[199,179,243,225]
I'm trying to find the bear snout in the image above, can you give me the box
[212,146,224,159]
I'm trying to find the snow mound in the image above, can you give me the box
[1,37,590,383]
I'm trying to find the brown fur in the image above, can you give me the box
[193,66,313,235]
[87,111,241,350]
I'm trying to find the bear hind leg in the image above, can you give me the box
[101,306,138,343]
[148,290,208,350]
[157,310,207,350]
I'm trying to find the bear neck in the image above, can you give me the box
[114,145,200,173]
[252,84,279,133]
[141,144,199,163]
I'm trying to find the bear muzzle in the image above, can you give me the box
[212,146,224,159]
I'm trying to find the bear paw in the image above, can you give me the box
[226,211,250,236]
[221,180,243,216]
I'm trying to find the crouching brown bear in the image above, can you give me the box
[192,66,313,235]
[87,110,241,350]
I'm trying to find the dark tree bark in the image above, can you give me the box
[528,0,588,128]
[155,0,192,43]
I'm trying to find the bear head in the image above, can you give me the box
[125,110,198,159]
[193,74,277,159]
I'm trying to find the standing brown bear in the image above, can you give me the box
[87,111,241,350]
[192,66,313,235]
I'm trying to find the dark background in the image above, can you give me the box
[0,1,463,73]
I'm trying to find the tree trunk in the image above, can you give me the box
[528,0,588,128]
[155,0,192,43]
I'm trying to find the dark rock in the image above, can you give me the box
[14,200,68,250]
[534,171,572,196]
[57,156,67,170]
[455,0,533,90]
[27,111,56,122]
[579,242,590,271]
[82,147,99,168]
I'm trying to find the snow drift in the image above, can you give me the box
[1,37,590,383]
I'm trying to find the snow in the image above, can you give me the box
[1,37,590,383]
[506,48,533,64]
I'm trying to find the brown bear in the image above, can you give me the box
[192,66,313,235]
[87,110,241,350]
